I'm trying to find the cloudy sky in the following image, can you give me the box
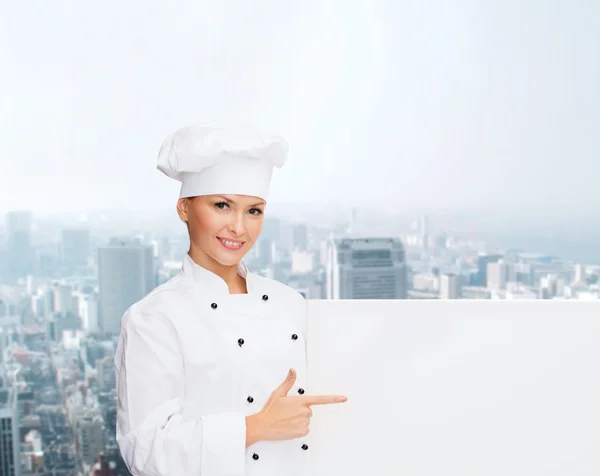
[1,0,598,220]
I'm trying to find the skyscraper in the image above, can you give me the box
[98,238,154,335]
[419,215,429,250]
[326,238,408,299]
[440,273,462,299]
[5,211,33,283]
[53,283,74,314]
[292,224,309,252]
[487,261,510,291]
[476,253,502,287]
[77,412,105,467]
[573,263,586,284]
[0,387,20,476]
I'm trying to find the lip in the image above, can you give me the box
[217,237,245,250]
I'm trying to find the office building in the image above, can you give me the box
[98,238,154,335]
[326,238,408,299]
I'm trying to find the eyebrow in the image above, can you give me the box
[217,196,266,207]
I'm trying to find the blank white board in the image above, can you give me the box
[306,300,600,476]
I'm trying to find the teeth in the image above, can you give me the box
[221,239,242,248]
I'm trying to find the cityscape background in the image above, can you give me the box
[1,0,599,474]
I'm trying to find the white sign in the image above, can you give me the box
[307,300,600,475]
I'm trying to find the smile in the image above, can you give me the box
[217,237,245,250]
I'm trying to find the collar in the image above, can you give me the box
[180,252,252,294]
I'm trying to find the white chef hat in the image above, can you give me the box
[157,124,288,200]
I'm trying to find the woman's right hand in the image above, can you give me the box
[246,368,347,445]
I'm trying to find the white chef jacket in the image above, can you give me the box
[114,253,310,476]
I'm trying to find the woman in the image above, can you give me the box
[114,124,347,476]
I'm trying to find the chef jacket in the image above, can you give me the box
[114,253,310,476]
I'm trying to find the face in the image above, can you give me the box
[177,194,266,267]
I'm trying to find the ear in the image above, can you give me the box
[176,198,190,223]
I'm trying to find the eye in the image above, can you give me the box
[249,208,263,216]
[214,201,229,210]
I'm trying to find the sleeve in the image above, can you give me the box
[114,307,247,476]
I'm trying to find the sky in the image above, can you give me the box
[1,0,599,222]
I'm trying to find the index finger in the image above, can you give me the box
[296,395,348,406]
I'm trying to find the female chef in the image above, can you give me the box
[114,124,347,476]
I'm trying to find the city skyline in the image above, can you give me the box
[2,204,599,266]
[1,207,598,474]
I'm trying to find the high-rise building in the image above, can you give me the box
[96,356,116,392]
[53,283,74,314]
[78,292,100,334]
[555,278,567,297]
[43,287,54,316]
[514,263,534,286]
[487,261,509,291]
[46,311,82,342]
[0,387,20,476]
[419,215,429,250]
[261,218,281,242]
[256,236,282,268]
[573,264,586,284]
[77,412,105,467]
[476,253,502,287]
[292,224,309,252]
[5,211,33,283]
[326,238,408,299]
[31,293,46,317]
[440,273,462,299]
[98,238,154,335]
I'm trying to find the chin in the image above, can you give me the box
[212,248,248,267]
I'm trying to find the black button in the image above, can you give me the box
[211,303,217,309]
[252,453,259,460]
[301,444,308,450]
[262,294,268,301]
[291,334,298,340]
[247,396,254,403]
[238,338,245,347]
[298,388,305,395]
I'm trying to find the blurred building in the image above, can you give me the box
[487,260,511,291]
[0,386,20,476]
[326,237,408,299]
[292,224,309,252]
[77,412,105,467]
[440,273,462,299]
[98,238,154,335]
[5,211,33,283]
[476,253,502,287]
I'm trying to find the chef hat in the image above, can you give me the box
[157,124,288,200]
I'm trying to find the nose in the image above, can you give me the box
[227,211,246,236]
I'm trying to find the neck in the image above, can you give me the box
[188,245,247,293]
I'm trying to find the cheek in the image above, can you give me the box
[246,219,263,240]
[190,208,223,238]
